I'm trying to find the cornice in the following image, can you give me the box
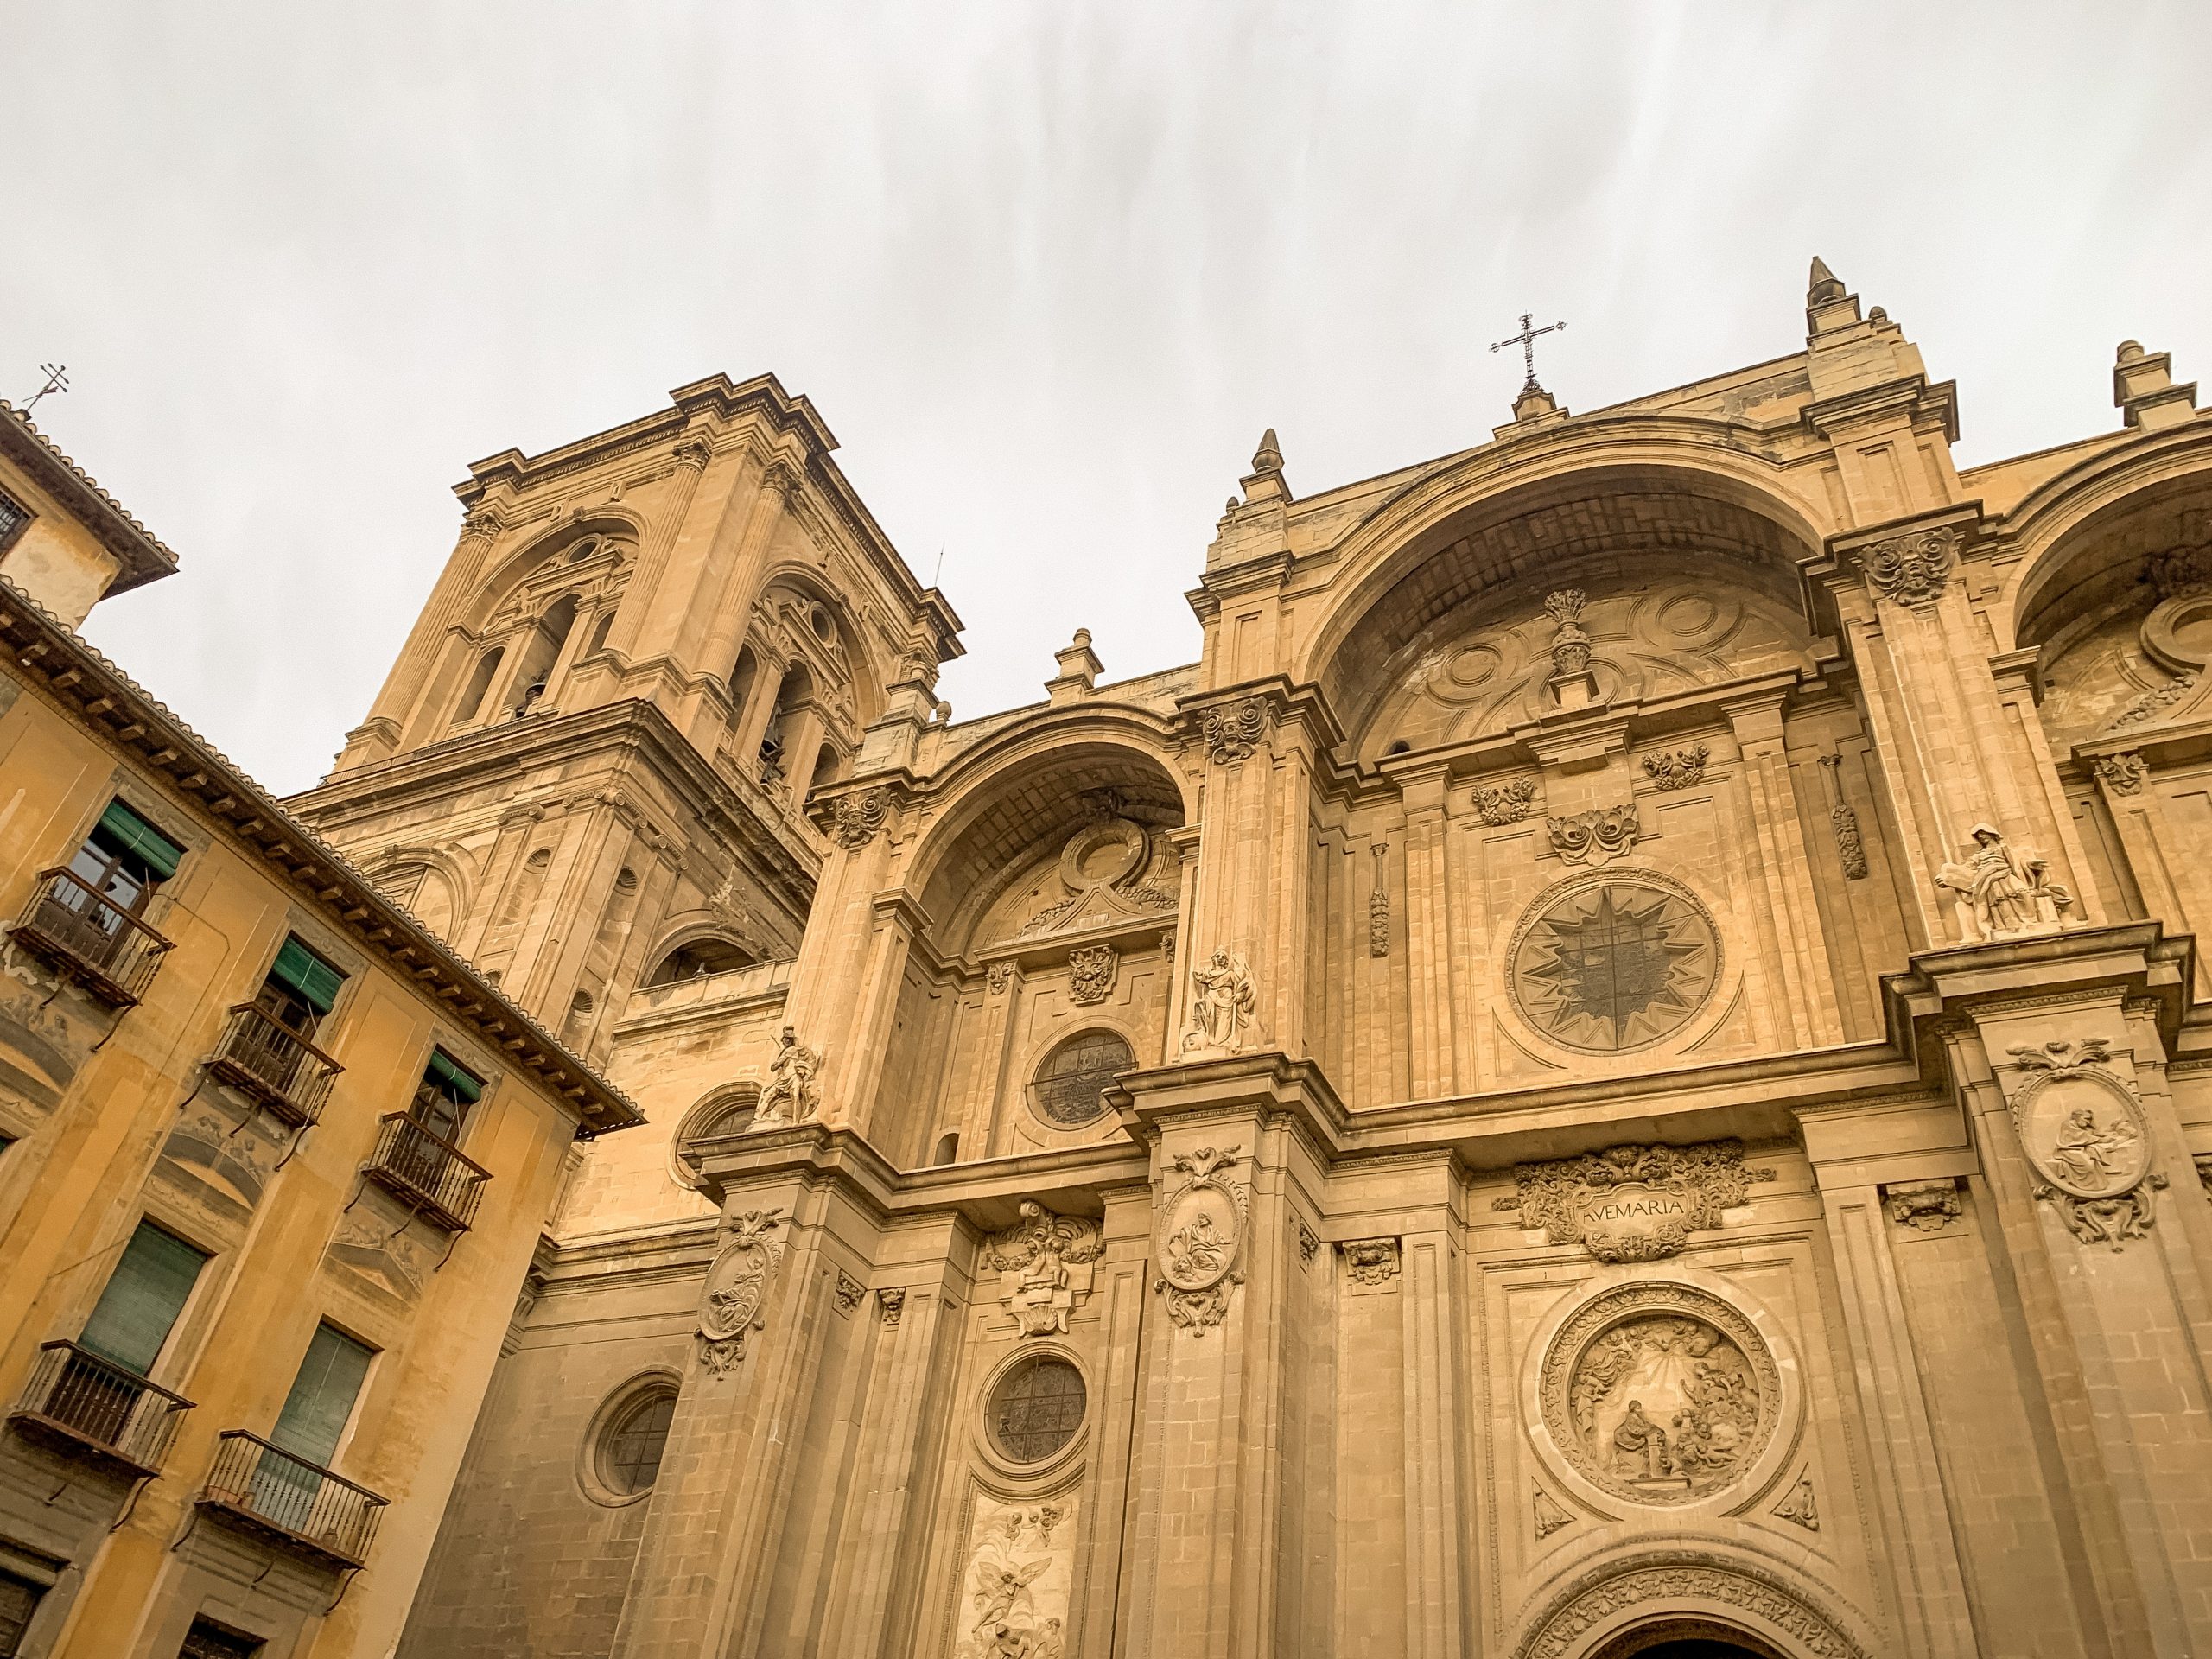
[0,405,180,594]
[0,579,642,1135]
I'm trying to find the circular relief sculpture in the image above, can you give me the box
[988,1354,1088,1465]
[1540,1283,1778,1507]
[1510,875,1719,1052]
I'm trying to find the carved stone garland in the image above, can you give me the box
[2004,1037,2166,1249]
[1815,753,1870,880]
[1511,1141,1760,1262]
[1474,777,1539,825]
[1367,843,1390,958]
[697,1208,783,1374]
[1154,1145,1247,1332]
[982,1200,1104,1337]
[1538,1282,1781,1509]
[1641,744,1710,791]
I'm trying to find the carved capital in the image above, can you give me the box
[876,1286,906,1325]
[1341,1236,1401,1287]
[1199,696,1271,765]
[2094,752,2148,797]
[1881,1177,1961,1233]
[827,786,893,851]
[671,434,715,473]
[1861,525,1960,607]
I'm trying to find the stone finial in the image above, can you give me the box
[1805,254,1863,337]
[1807,256,1847,306]
[1238,428,1291,505]
[1250,428,1284,475]
[2114,339,2198,432]
[1046,627,1103,702]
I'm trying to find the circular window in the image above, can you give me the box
[988,1355,1087,1464]
[569,536,601,563]
[1030,1030,1134,1128]
[1509,877,1719,1052]
[598,1388,677,1496]
[810,605,835,641]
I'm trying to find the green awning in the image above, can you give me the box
[93,800,183,880]
[424,1049,482,1105]
[270,937,345,1014]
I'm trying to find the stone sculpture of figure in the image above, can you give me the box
[1167,1210,1229,1278]
[752,1025,823,1128]
[2049,1103,2137,1190]
[1936,823,2073,941]
[1181,948,1256,1054]
[1611,1399,1668,1480]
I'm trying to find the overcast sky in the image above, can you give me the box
[3,4,2206,795]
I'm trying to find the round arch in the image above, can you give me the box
[1293,439,1830,733]
[359,843,474,942]
[667,1083,763,1192]
[1510,1547,1877,1659]
[462,511,643,635]
[637,917,772,989]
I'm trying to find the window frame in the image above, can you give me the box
[1026,1026,1138,1132]
[577,1370,683,1507]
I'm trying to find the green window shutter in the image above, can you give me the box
[78,1222,208,1375]
[270,1323,374,1469]
[423,1050,482,1105]
[269,938,345,1015]
[92,800,183,880]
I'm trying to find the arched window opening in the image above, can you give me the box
[759,663,815,785]
[809,744,841,795]
[507,594,580,717]
[729,645,760,718]
[931,1132,960,1166]
[453,646,504,725]
[586,610,616,657]
[645,938,755,987]
[1028,1029,1135,1129]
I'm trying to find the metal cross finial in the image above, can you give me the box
[22,364,68,416]
[1489,314,1566,392]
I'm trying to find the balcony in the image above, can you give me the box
[8,868,173,1007]
[362,1113,489,1233]
[204,1003,342,1128]
[196,1431,387,1572]
[7,1340,193,1479]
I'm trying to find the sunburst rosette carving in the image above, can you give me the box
[1508,872,1721,1054]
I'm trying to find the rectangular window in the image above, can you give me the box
[255,936,344,1037]
[270,1322,375,1470]
[0,488,28,556]
[177,1618,263,1659]
[67,799,184,916]
[0,1571,42,1659]
[412,1049,482,1146]
[77,1221,208,1376]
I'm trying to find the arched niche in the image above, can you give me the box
[437,516,638,734]
[642,935,756,988]
[1301,464,1824,747]
[874,735,1188,1166]
[736,573,883,763]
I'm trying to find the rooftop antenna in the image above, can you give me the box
[1488,314,1566,393]
[931,543,945,587]
[21,364,68,416]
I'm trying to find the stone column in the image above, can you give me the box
[1396,765,1457,1100]
[1724,690,1845,1047]
[343,503,507,766]
[779,790,906,1129]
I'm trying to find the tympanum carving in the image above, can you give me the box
[1511,1140,1756,1260]
[1154,1144,1246,1332]
[1015,792,1179,938]
[982,1200,1104,1336]
[1540,1283,1779,1507]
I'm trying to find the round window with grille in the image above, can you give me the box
[598,1388,677,1495]
[988,1355,1087,1465]
[1029,1030,1134,1128]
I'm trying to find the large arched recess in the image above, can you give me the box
[1294,434,1831,741]
[1993,425,2212,657]
[868,709,1192,1166]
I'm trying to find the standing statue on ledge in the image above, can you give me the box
[1180,948,1256,1056]
[1936,823,2075,942]
[752,1025,823,1128]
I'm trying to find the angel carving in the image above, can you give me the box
[971,1558,1050,1635]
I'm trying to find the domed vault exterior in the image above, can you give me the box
[290,266,2212,1659]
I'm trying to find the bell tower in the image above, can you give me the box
[289,373,962,1062]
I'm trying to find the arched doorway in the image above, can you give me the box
[1589,1618,1789,1659]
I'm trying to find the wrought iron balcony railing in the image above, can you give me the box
[197,1430,387,1571]
[9,868,173,1007]
[6,1340,193,1478]
[362,1113,490,1233]
[204,1003,342,1127]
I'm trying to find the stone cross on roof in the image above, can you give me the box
[1491,312,1567,393]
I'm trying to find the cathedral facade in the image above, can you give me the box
[296,264,2212,1659]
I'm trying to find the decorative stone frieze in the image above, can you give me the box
[1548,804,1640,866]
[1511,1141,1757,1262]
[750,1025,823,1128]
[1516,1551,1872,1659]
[2004,1037,2165,1249]
[2093,752,2148,796]
[1862,525,1960,607]
[1641,743,1710,791]
[1473,777,1538,825]
[1539,1282,1780,1508]
[697,1209,782,1374]
[1067,944,1117,1006]
[1199,696,1270,765]
[1179,947,1255,1057]
[1367,844,1390,958]
[876,1286,906,1326]
[1934,823,2075,942]
[1341,1236,1401,1287]
[1154,1144,1245,1332]
[828,787,891,850]
[982,1200,1104,1337]
[1882,1178,1962,1234]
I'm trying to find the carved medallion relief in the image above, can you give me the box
[2005,1038,2164,1249]
[1539,1283,1780,1508]
[697,1208,784,1374]
[1154,1144,1246,1332]
[1508,875,1720,1054]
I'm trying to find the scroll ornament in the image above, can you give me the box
[697,1209,783,1375]
[1862,525,1960,607]
[1548,804,1641,867]
[2005,1038,2166,1249]
[829,787,891,850]
[1200,696,1270,765]
[1154,1144,1247,1332]
[1510,1141,1761,1262]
